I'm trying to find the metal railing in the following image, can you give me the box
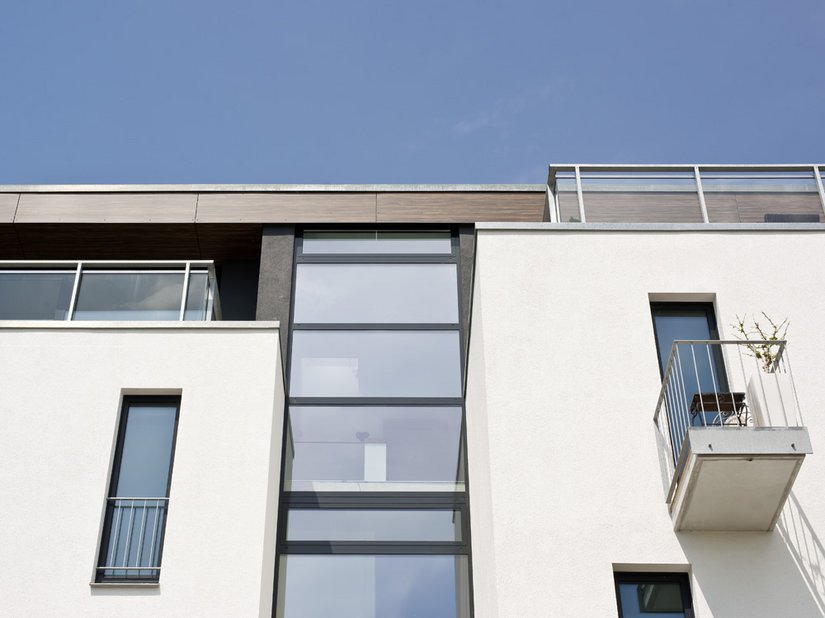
[0,260,220,321]
[97,497,169,580]
[547,164,825,224]
[654,340,804,486]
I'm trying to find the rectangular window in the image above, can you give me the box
[96,396,180,582]
[293,263,459,324]
[301,231,452,255]
[277,555,470,618]
[284,406,465,492]
[289,331,462,398]
[285,509,462,542]
[614,572,693,618]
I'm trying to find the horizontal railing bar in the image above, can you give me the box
[96,566,161,570]
[108,497,169,501]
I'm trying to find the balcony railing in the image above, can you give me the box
[654,339,802,475]
[653,340,812,530]
[0,260,220,321]
[97,497,168,581]
[548,165,825,224]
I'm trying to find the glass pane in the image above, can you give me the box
[286,509,462,541]
[276,555,470,618]
[290,331,462,398]
[184,272,209,320]
[0,272,75,319]
[74,272,183,320]
[302,231,452,255]
[294,264,458,323]
[618,582,685,617]
[114,404,177,497]
[285,406,464,492]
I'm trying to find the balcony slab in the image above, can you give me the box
[670,427,812,532]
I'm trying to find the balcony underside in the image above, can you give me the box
[669,427,812,532]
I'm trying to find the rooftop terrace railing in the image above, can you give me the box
[0,260,220,321]
[653,339,804,502]
[547,165,825,224]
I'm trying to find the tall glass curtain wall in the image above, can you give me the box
[276,231,472,618]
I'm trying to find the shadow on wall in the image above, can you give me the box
[677,520,825,617]
[777,493,825,614]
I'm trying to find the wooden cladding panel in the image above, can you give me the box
[196,193,376,223]
[0,224,22,259]
[583,192,704,223]
[376,193,546,223]
[705,194,741,223]
[14,224,201,260]
[196,224,262,261]
[15,193,197,223]
[557,192,581,222]
[711,192,822,224]
[0,194,19,223]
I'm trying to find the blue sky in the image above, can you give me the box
[0,0,823,183]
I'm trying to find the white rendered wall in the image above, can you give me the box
[0,323,283,618]
[466,228,825,617]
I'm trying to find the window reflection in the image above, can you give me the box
[74,272,184,320]
[286,509,462,542]
[0,272,74,320]
[290,331,462,398]
[294,263,458,324]
[276,555,470,618]
[285,406,464,492]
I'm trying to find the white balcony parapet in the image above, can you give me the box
[0,260,220,322]
[653,340,812,531]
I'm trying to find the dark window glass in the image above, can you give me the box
[293,263,458,324]
[290,331,462,398]
[302,231,452,255]
[97,398,179,581]
[276,555,470,618]
[615,573,693,618]
[286,509,462,542]
[0,272,75,320]
[285,406,464,492]
[651,303,728,427]
[74,272,184,320]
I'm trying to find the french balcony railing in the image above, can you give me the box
[0,260,220,321]
[653,340,812,531]
[96,497,169,581]
[548,164,825,224]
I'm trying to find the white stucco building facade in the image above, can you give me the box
[1,165,823,616]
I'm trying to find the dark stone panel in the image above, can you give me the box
[217,261,260,321]
[256,225,295,363]
[458,225,476,365]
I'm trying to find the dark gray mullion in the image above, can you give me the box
[288,397,464,406]
[282,542,468,555]
[296,254,458,264]
[285,492,467,507]
[291,323,460,330]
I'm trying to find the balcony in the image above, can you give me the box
[0,260,220,321]
[548,165,825,224]
[654,340,812,532]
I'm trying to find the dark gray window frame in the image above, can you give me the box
[95,395,181,583]
[614,572,694,618]
[274,228,474,616]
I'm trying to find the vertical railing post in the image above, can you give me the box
[179,261,191,321]
[694,166,710,223]
[66,262,83,321]
[574,165,586,223]
[813,165,825,217]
